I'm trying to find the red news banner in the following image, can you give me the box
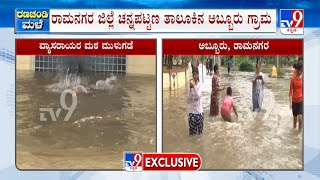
[163,39,303,56]
[16,39,156,55]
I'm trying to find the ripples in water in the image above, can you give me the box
[16,70,156,169]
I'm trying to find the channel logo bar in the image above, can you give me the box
[280,9,304,35]
[124,152,202,171]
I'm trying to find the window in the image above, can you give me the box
[34,55,127,74]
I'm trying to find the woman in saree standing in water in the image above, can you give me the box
[252,64,265,112]
[210,65,225,117]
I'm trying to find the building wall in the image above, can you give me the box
[163,69,190,90]
[127,55,156,75]
[16,55,156,75]
[16,55,33,70]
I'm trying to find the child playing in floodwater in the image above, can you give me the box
[289,61,303,131]
[221,87,238,122]
[70,85,96,97]
[71,86,77,97]
[188,68,204,135]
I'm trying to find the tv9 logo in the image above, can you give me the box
[280,9,304,35]
[124,152,143,172]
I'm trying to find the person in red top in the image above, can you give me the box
[292,56,303,77]
[292,62,297,77]
[289,61,303,131]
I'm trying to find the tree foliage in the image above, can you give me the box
[163,55,299,70]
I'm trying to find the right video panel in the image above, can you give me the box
[162,39,303,170]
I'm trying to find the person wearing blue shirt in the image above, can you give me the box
[227,58,232,74]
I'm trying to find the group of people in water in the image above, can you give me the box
[188,57,303,135]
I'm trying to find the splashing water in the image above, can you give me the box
[46,68,117,93]
[46,73,89,93]
[94,75,118,90]
[45,62,90,92]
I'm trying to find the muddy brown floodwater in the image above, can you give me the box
[163,65,302,169]
[16,71,156,169]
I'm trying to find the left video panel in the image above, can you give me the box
[15,39,157,170]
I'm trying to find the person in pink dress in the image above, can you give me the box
[221,87,238,122]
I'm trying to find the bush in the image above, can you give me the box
[221,59,225,66]
[239,61,254,72]
[277,68,284,78]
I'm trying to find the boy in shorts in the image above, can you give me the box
[289,61,303,131]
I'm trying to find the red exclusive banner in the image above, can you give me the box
[143,153,201,171]
[163,39,303,56]
[16,39,156,55]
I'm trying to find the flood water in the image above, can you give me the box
[16,71,156,169]
[163,65,302,169]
